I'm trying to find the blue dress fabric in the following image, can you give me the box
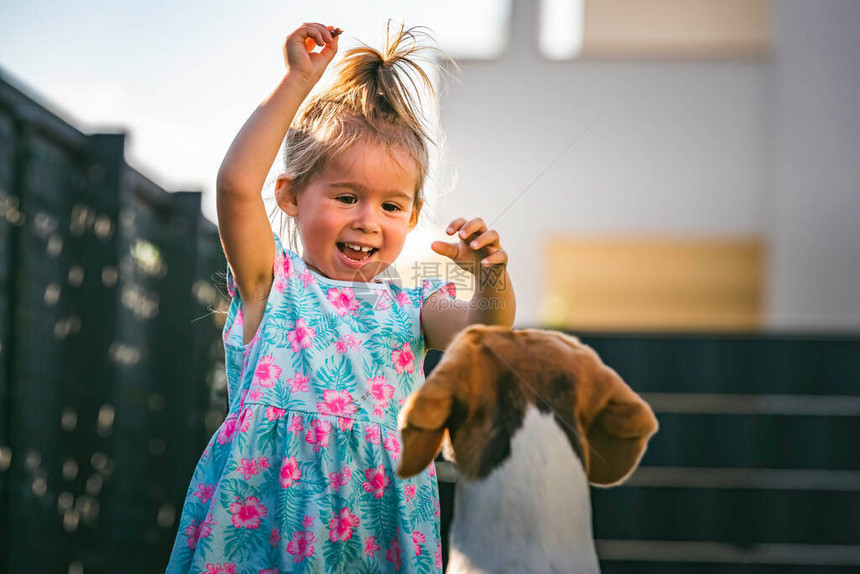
[166,231,455,574]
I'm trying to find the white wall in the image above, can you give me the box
[437,0,769,327]
[768,0,860,331]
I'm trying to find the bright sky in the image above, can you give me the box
[0,0,516,226]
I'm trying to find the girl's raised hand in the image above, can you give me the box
[431,217,509,275]
[283,23,341,86]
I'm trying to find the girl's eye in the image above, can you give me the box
[382,203,401,212]
[336,196,356,205]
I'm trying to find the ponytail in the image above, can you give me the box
[330,21,439,143]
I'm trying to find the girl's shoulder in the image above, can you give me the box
[374,276,457,311]
[225,231,301,300]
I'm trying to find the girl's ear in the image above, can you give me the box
[408,199,422,231]
[275,174,299,217]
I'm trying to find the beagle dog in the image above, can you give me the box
[398,326,658,574]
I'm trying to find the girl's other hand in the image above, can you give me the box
[283,23,341,86]
[431,217,509,273]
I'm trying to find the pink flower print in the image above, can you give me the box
[369,376,392,400]
[365,536,381,557]
[370,377,395,408]
[283,255,294,279]
[279,457,302,488]
[387,536,403,571]
[229,496,267,529]
[317,390,357,417]
[435,544,443,569]
[373,404,385,417]
[270,527,281,547]
[306,419,331,452]
[266,406,286,421]
[384,433,401,461]
[365,425,381,445]
[338,417,354,432]
[247,387,263,402]
[396,291,412,307]
[329,467,351,492]
[362,465,390,499]
[373,289,392,310]
[335,334,362,354]
[440,282,456,299]
[238,459,257,480]
[327,287,359,316]
[287,319,316,352]
[328,508,360,542]
[404,484,416,502]
[289,417,304,434]
[253,356,281,388]
[299,269,316,287]
[276,251,295,279]
[204,564,236,574]
[239,457,270,480]
[428,461,436,477]
[391,342,415,374]
[412,531,425,556]
[185,513,215,549]
[287,530,315,563]
[260,569,280,574]
[193,483,215,504]
[217,417,237,444]
[238,408,254,432]
[302,515,315,528]
[287,373,309,393]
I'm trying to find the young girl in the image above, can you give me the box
[167,22,515,573]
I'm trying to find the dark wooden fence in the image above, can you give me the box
[0,67,228,574]
[589,334,860,574]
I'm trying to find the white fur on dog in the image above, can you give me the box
[447,405,600,574]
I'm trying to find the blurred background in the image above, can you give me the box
[1,0,858,572]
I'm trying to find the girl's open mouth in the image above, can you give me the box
[337,242,378,262]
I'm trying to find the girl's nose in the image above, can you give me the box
[352,205,381,233]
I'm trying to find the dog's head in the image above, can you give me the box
[397,325,658,486]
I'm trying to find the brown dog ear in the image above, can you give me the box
[585,366,658,487]
[397,374,454,478]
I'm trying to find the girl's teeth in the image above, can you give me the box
[340,243,374,261]
[345,243,372,252]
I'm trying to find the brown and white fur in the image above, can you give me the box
[397,326,658,574]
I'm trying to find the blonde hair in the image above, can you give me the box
[272,21,450,250]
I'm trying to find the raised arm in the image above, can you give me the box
[217,23,339,303]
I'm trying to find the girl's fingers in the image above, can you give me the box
[468,230,499,251]
[446,218,467,235]
[431,240,459,260]
[457,218,486,241]
[303,23,328,41]
[309,22,336,44]
[299,23,335,49]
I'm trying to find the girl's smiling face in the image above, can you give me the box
[278,142,420,282]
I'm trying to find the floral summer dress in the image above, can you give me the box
[166,231,455,574]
